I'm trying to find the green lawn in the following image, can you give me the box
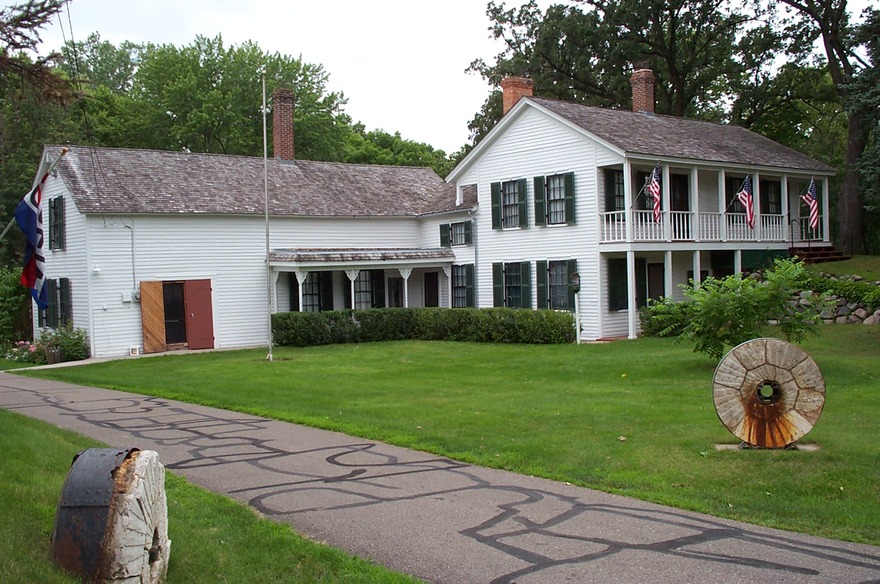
[16,325,880,546]
[0,409,422,583]
[806,254,880,281]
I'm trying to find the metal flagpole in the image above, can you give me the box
[262,69,274,362]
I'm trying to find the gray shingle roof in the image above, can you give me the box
[49,145,468,217]
[528,97,835,173]
[270,248,455,263]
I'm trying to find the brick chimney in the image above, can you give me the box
[500,77,533,115]
[272,88,295,160]
[630,68,655,114]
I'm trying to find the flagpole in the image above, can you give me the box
[262,69,274,362]
[0,148,68,245]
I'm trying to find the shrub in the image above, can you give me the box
[639,297,694,338]
[0,268,32,348]
[640,257,830,359]
[807,276,880,309]
[38,324,91,362]
[273,307,575,347]
[5,340,44,364]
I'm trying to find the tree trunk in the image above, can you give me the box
[838,111,869,255]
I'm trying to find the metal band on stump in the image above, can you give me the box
[53,449,170,583]
[713,338,825,448]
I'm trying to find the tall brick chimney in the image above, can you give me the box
[272,88,295,160]
[630,68,655,114]
[500,77,533,115]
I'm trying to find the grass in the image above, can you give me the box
[806,254,880,281]
[15,324,880,546]
[0,409,422,583]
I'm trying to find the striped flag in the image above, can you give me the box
[14,149,66,309]
[736,175,755,229]
[648,164,662,222]
[801,178,819,231]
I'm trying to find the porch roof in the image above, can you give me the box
[269,248,455,269]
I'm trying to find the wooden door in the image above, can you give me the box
[185,279,214,350]
[424,272,439,307]
[140,281,166,354]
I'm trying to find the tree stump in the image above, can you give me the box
[713,338,825,448]
[54,448,170,584]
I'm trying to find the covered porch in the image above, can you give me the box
[600,162,831,246]
[269,248,456,312]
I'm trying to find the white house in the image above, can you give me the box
[33,73,833,356]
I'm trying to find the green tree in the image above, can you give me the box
[776,0,875,254]
[344,125,452,176]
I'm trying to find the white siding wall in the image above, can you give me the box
[458,107,619,340]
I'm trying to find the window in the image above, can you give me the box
[670,174,690,211]
[344,270,385,309]
[289,272,333,312]
[451,264,474,308]
[492,261,531,308]
[607,258,628,311]
[302,273,321,312]
[48,196,65,250]
[536,259,577,311]
[491,179,528,229]
[760,179,782,215]
[440,221,473,247]
[353,270,373,309]
[604,169,625,212]
[534,173,575,225]
[38,278,71,328]
[726,176,750,213]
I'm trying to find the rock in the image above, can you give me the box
[855,308,870,320]
[848,314,862,324]
[820,309,835,320]
[863,315,878,325]
[800,290,814,299]
[837,306,851,316]
[836,316,849,324]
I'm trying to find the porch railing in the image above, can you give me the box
[600,211,809,243]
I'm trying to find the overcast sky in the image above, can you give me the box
[12,0,874,154]
[22,0,516,154]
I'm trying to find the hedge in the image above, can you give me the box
[272,307,575,347]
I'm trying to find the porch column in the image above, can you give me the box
[692,251,701,287]
[627,250,637,339]
[345,269,360,309]
[718,169,727,241]
[662,164,672,241]
[293,270,308,312]
[398,268,412,308]
[734,250,742,275]
[691,167,700,242]
[271,270,281,313]
[442,266,452,308]
[822,176,830,243]
[623,159,633,243]
[754,172,763,242]
[781,174,790,244]
[664,251,673,299]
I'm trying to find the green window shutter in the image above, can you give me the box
[564,172,576,224]
[48,198,56,249]
[608,258,628,311]
[604,169,618,212]
[440,223,450,247]
[536,260,548,308]
[492,263,504,307]
[463,221,473,244]
[491,182,502,229]
[57,197,65,249]
[59,277,71,325]
[517,178,528,227]
[289,273,300,312]
[533,176,546,226]
[371,270,386,308]
[321,272,335,311]
[465,264,475,307]
[567,259,578,310]
[520,261,531,308]
[46,279,59,328]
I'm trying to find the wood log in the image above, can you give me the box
[712,338,825,448]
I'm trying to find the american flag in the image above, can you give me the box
[801,178,819,231]
[736,175,755,229]
[648,164,661,222]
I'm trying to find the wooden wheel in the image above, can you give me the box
[713,338,825,448]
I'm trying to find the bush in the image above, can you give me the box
[37,324,90,362]
[273,307,575,347]
[0,268,32,348]
[5,340,43,364]
[807,276,880,309]
[640,257,830,359]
